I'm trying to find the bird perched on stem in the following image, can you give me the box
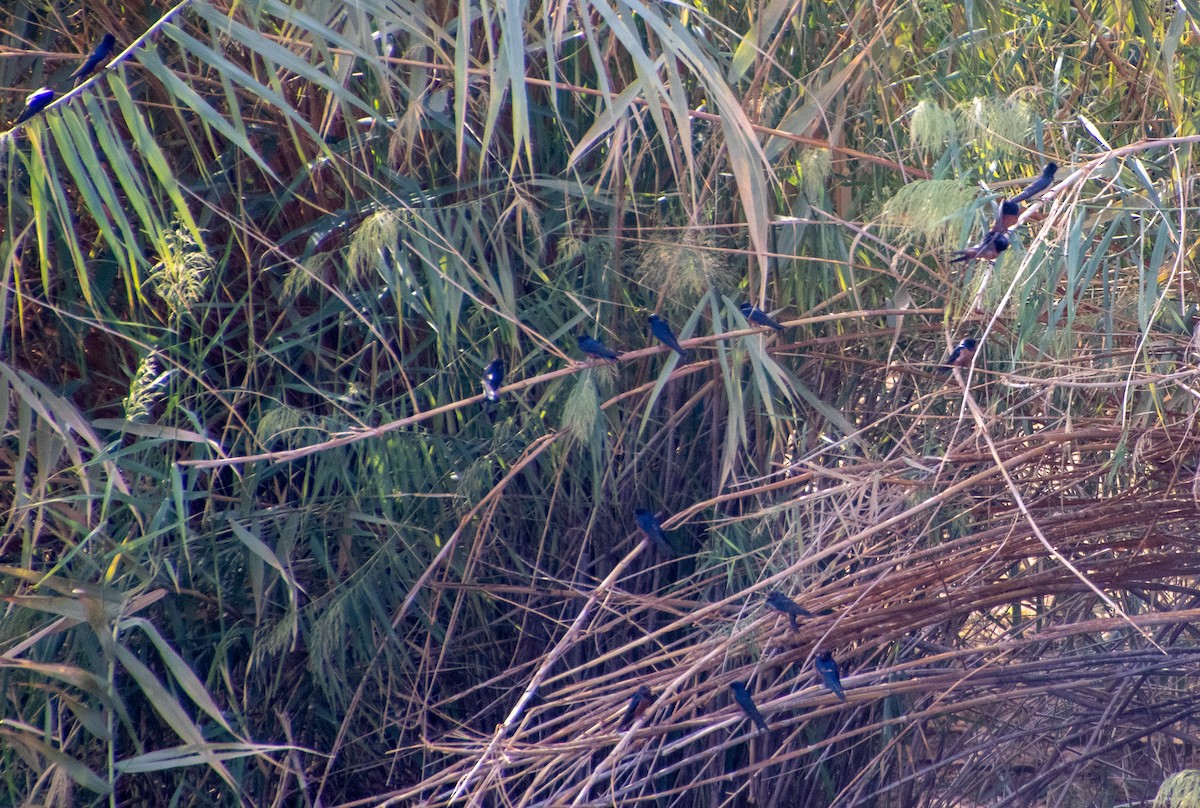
[1010,162,1057,203]
[648,314,691,361]
[765,591,812,632]
[992,199,1021,233]
[576,333,620,362]
[951,231,1008,263]
[70,33,116,84]
[943,338,977,371]
[815,651,847,702]
[634,508,674,557]
[730,681,769,732]
[619,685,655,730]
[481,358,504,402]
[740,302,786,332]
[13,87,55,126]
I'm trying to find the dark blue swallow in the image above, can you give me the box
[814,651,847,702]
[619,685,654,729]
[648,314,691,361]
[994,199,1021,233]
[729,681,769,732]
[13,87,55,126]
[740,302,785,332]
[482,358,504,402]
[1010,163,1057,204]
[765,591,812,632]
[951,231,1008,263]
[576,333,620,362]
[634,508,674,557]
[70,33,117,82]
[943,338,977,370]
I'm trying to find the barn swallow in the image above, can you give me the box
[576,333,621,362]
[1009,163,1057,204]
[482,358,504,402]
[70,33,117,83]
[814,651,847,702]
[993,200,1021,233]
[648,314,691,361]
[944,338,977,370]
[950,231,1009,263]
[765,591,812,632]
[634,508,674,557]
[740,303,785,332]
[13,87,55,126]
[619,685,655,729]
[730,681,770,732]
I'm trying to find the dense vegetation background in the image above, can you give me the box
[4,0,1200,805]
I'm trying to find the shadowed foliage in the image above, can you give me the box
[3,0,1200,805]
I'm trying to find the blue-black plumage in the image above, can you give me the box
[729,681,769,732]
[482,358,504,402]
[70,33,117,81]
[577,333,620,361]
[739,302,785,332]
[648,313,691,361]
[815,651,847,702]
[634,508,674,557]
[765,591,812,632]
[13,87,55,125]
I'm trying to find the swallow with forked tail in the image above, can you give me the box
[765,591,812,632]
[730,681,770,732]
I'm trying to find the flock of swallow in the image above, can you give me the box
[943,162,1058,371]
[484,164,1062,735]
[950,162,1057,262]
[481,302,785,404]
[9,34,116,127]
[6,43,1055,734]
[486,304,842,733]
[616,590,847,735]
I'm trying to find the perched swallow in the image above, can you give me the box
[814,651,847,702]
[993,199,1021,233]
[13,87,55,126]
[70,33,117,82]
[765,591,812,632]
[576,333,621,362]
[1010,163,1058,204]
[740,303,786,332]
[730,681,770,732]
[944,338,978,370]
[648,314,691,361]
[482,358,504,402]
[634,508,674,557]
[619,685,655,729]
[950,231,1009,263]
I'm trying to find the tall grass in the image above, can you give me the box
[2,0,1200,805]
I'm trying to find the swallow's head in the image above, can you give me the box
[1044,163,1058,177]
[995,234,1011,252]
[1000,200,1020,216]
[648,313,663,325]
[959,338,978,351]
